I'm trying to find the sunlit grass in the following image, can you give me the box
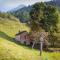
[0,38,60,60]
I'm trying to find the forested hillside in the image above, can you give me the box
[11,6,32,23]
[45,0,60,11]
[11,0,60,23]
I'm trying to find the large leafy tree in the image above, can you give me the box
[41,5,59,33]
[29,2,59,32]
[29,2,59,48]
[29,2,45,31]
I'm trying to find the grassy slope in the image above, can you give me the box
[0,15,30,37]
[0,13,60,60]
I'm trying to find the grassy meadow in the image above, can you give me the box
[0,13,60,60]
[0,38,60,60]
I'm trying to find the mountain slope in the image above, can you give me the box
[10,5,26,12]
[0,13,41,60]
[0,11,60,60]
[11,6,32,23]
[45,0,60,11]
[52,0,60,6]
[11,1,60,23]
[0,12,30,37]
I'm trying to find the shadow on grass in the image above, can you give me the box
[0,31,55,52]
[0,31,34,50]
[0,31,49,51]
[0,31,13,41]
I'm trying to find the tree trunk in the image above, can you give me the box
[32,41,35,49]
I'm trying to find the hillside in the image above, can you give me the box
[10,5,26,12]
[0,13,40,60]
[45,0,60,11]
[11,0,60,23]
[0,12,30,37]
[11,6,32,23]
[10,2,60,47]
[52,0,60,7]
[0,11,60,60]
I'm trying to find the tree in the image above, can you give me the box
[41,5,59,33]
[29,2,59,48]
[41,5,59,47]
[48,33,58,47]
[29,2,45,31]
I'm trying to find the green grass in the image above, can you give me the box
[0,13,60,60]
[0,38,60,60]
[0,13,30,37]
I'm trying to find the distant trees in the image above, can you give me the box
[0,12,11,18]
[11,6,32,23]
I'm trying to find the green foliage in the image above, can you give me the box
[30,2,45,21]
[48,33,58,47]
[29,2,60,47]
[42,5,59,32]
[11,6,32,22]
[29,2,46,31]
[29,2,59,32]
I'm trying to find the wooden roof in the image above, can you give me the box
[16,31,28,36]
